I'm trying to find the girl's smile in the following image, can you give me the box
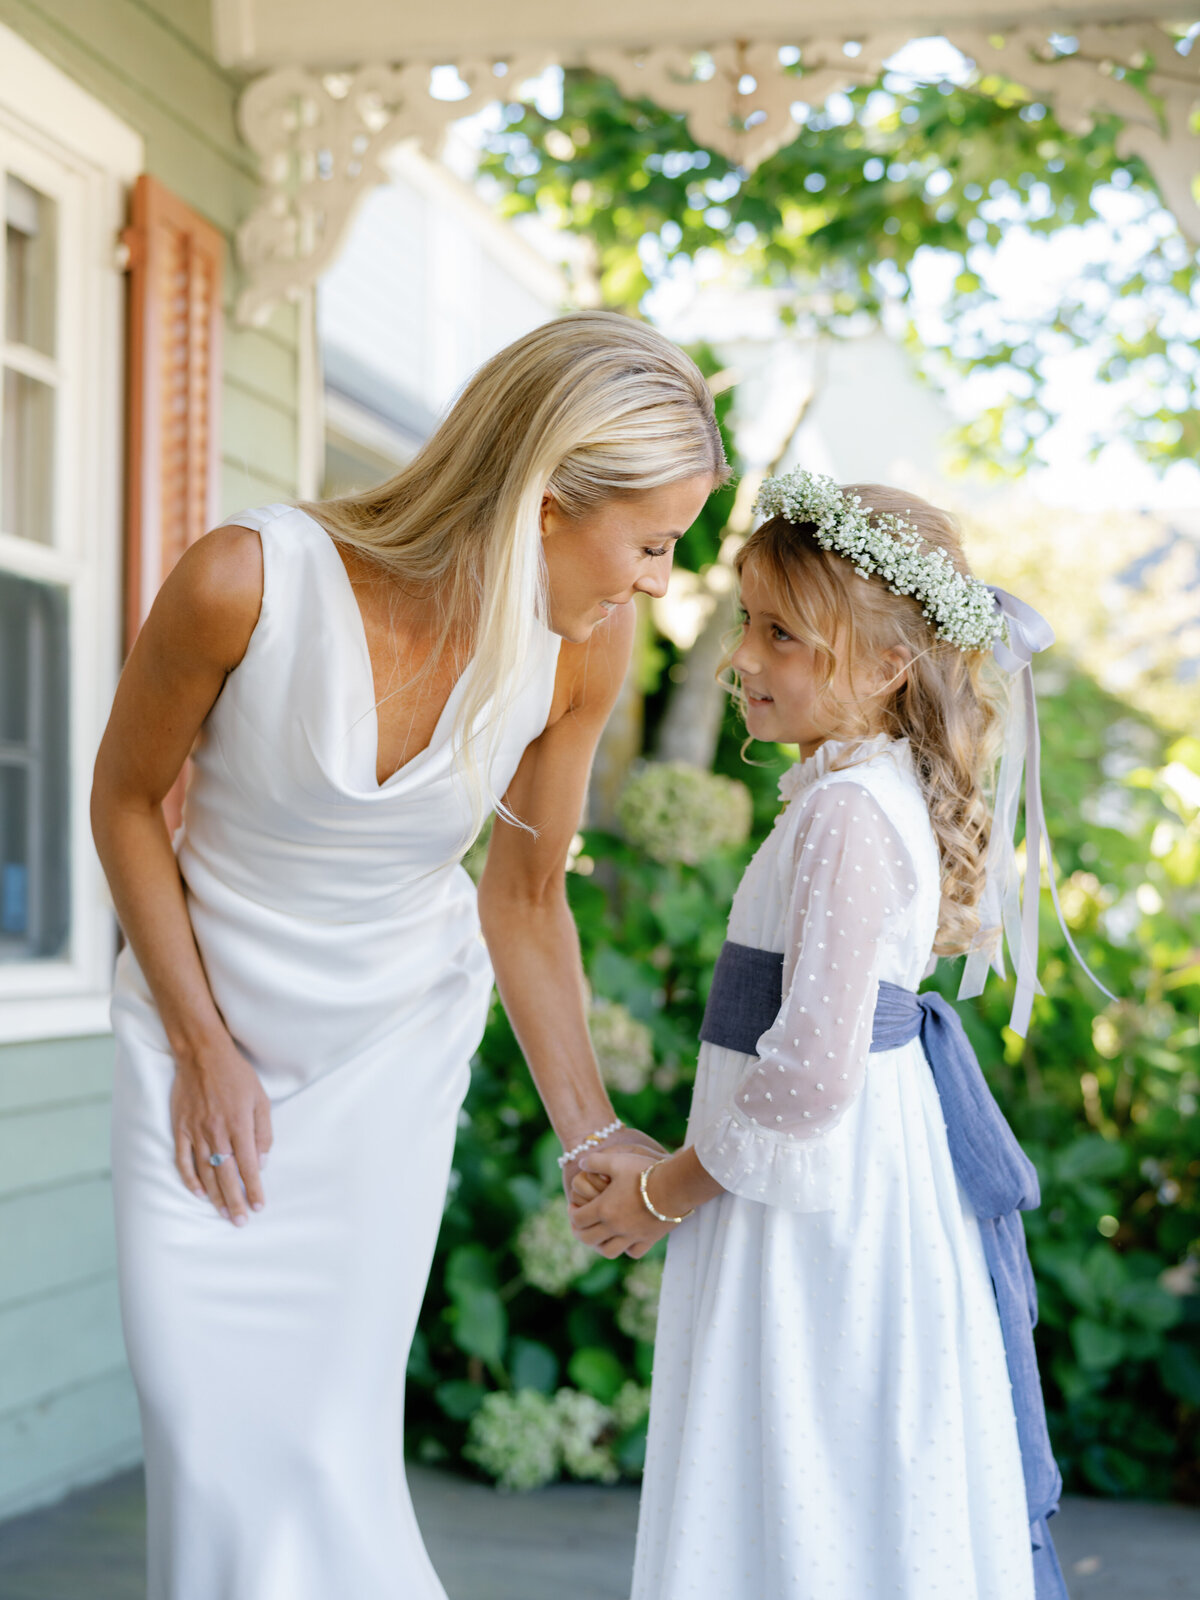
[732,564,844,757]
[732,561,908,756]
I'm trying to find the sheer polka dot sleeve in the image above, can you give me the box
[694,782,918,1211]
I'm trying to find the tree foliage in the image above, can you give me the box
[479,50,1200,472]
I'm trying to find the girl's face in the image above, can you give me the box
[732,562,903,757]
[541,475,713,643]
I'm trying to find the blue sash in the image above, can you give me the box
[701,940,1067,1598]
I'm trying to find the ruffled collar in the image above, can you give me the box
[777,732,907,805]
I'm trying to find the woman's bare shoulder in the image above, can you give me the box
[153,524,265,672]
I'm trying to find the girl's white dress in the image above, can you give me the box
[110,505,561,1600]
[633,735,1036,1600]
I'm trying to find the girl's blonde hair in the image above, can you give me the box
[732,484,1005,955]
[305,311,728,844]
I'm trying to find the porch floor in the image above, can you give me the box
[1,1465,1199,1599]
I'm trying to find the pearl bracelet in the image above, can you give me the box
[639,1158,694,1225]
[557,1119,623,1170]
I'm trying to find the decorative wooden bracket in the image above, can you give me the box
[234,25,1200,327]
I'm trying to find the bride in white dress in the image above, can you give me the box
[91,312,726,1600]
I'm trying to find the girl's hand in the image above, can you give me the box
[571,1169,607,1203]
[568,1147,675,1259]
[560,1125,665,1205]
[169,1034,272,1226]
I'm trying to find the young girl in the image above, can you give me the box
[570,472,1070,1600]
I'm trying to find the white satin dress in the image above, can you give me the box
[110,504,561,1600]
[633,736,1035,1600]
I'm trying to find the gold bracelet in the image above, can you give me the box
[639,1158,694,1226]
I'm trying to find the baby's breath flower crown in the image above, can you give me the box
[753,469,1003,653]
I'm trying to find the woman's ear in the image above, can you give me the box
[539,491,559,536]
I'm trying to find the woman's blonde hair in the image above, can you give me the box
[305,311,728,845]
[732,484,1005,955]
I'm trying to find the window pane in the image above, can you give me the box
[5,174,57,356]
[0,572,69,962]
[2,367,55,543]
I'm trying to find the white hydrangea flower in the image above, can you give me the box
[616,1255,665,1343]
[754,469,1004,653]
[515,1197,593,1296]
[465,1390,560,1491]
[617,762,753,866]
[589,997,655,1096]
[611,1379,652,1433]
[553,1388,620,1484]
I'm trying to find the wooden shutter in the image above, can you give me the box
[122,174,224,652]
[121,176,224,831]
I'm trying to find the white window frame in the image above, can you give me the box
[0,25,142,1042]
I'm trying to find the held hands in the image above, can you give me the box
[170,1031,272,1226]
[559,1125,665,1206]
[568,1146,677,1260]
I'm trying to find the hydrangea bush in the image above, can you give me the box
[515,1198,593,1296]
[589,997,655,1096]
[617,761,753,866]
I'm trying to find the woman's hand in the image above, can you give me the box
[568,1146,675,1259]
[560,1125,665,1205]
[170,1034,273,1226]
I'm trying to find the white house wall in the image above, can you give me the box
[319,145,566,455]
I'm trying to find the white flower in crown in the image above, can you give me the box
[753,470,1004,653]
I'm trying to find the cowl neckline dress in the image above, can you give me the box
[110,504,561,1600]
[632,735,1036,1600]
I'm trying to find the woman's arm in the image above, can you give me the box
[477,603,662,1190]
[91,526,270,1225]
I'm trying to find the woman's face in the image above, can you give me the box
[541,475,714,643]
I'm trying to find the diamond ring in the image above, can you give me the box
[208,1152,232,1168]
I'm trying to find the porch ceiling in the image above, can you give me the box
[212,0,1179,71]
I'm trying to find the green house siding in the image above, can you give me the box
[0,1036,137,1518]
[0,0,304,1516]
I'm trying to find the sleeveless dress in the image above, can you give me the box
[633,735,1036,1600]
[109,504,561,1600]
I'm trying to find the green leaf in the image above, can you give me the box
[509,1337,560,1396]
[1054,1136,1128,1183]
[1071,1316,1125,1371]
[445,1243,497,1297]
[435,1380,487,1421]
[568,1346,628,1403]
[1159,1340,1200,1405]
[507,1174,545,1216]
[451,1285,508,1366]
[534,1129,564,1191]
[1114,1281,1183,1334]
[1084,1244,1127,1304]
[575,1257,622,1296]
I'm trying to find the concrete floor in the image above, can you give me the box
[0,1465,1198,1600]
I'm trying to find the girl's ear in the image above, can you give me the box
[879,647,910,694]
